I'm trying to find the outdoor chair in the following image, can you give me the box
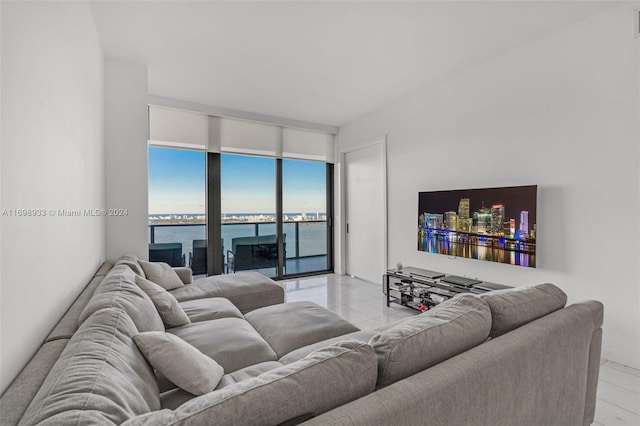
[226,234,286,273]
[148,242,185,267]
[189,239,207,275]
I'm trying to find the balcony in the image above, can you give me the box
[148,220,328,276]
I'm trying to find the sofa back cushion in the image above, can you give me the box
[122,340,377,426]
[20,308,160,426]
[479,283,567,338]
[370,294,491,388]
[114,254,146,278]
[46,269,106,342]
[79,265,164,332]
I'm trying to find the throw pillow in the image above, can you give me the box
[138,260,184,291]
[133,332,224,395]
[135,275,191,328]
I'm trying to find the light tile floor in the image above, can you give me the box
[280,273,640,426]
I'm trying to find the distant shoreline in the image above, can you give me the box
[149,212,327,225]
[149,213,327,216]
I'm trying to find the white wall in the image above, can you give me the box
[0,2,105,393]
[105,59,149,260]
[338,5,640,369]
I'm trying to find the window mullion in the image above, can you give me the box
[276,158,284,278]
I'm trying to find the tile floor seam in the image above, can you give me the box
[597,377,640,395]
[607,362,640,378]
[595,396,640,417]
[597,381,640,408]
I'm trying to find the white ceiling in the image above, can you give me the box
[90,1,616,127]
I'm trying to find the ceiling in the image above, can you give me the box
[90,1,616,127]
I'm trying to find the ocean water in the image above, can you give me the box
[149,221,327,262]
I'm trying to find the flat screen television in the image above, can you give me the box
[418,185,537,268]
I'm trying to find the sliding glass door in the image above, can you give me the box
[282,159,330,274]
[220,154,278,277]
[218,154,332,278]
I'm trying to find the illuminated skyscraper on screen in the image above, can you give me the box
[424,213,443,229]
[457,198,472,231]
[520,211,529,235]
[475,207,491,233]
[491,204,504,235]
[458,198,469,219]
[444,211,458,231]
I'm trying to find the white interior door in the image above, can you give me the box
[344,142,386,284]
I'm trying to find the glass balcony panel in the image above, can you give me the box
[149,221,327,275]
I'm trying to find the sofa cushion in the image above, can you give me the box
[245,301,360,358]
[158,361,285,410]
[169,271,284,313]
[279,330,377,364]
[0,339,69,426]
[168,317,278,373]
[479,283,568,338]
[122,340,377,426]
[370,294,491,388]
[133,332,224,396]
[114,254,146,278]
[158,389,200,412]
[135,275,190,328]
[179,297,243,322]
[21,308,160,426]
[172,266,193,284]
[216,361,284,389]
[138,260,185,291]
[79,265,164,332]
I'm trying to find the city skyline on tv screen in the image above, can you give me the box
[417,185,537,268]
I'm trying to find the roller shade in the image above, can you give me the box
[149,106,335,162]
[149,106,208,150]
[218,118,282,157]
[283,127,335,163]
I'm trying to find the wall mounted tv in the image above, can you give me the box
[418,185,537,268]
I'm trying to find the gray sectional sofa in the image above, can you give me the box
[0,255,603,425]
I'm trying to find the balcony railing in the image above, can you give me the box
[148,220,327,263]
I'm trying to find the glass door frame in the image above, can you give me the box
[206,152,334,279]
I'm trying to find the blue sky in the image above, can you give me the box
[148,147,205,214]
[149,147,326,214]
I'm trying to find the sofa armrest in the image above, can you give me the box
[0,340,69,425]
[173,267,193,284]
[169,272,284,313]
